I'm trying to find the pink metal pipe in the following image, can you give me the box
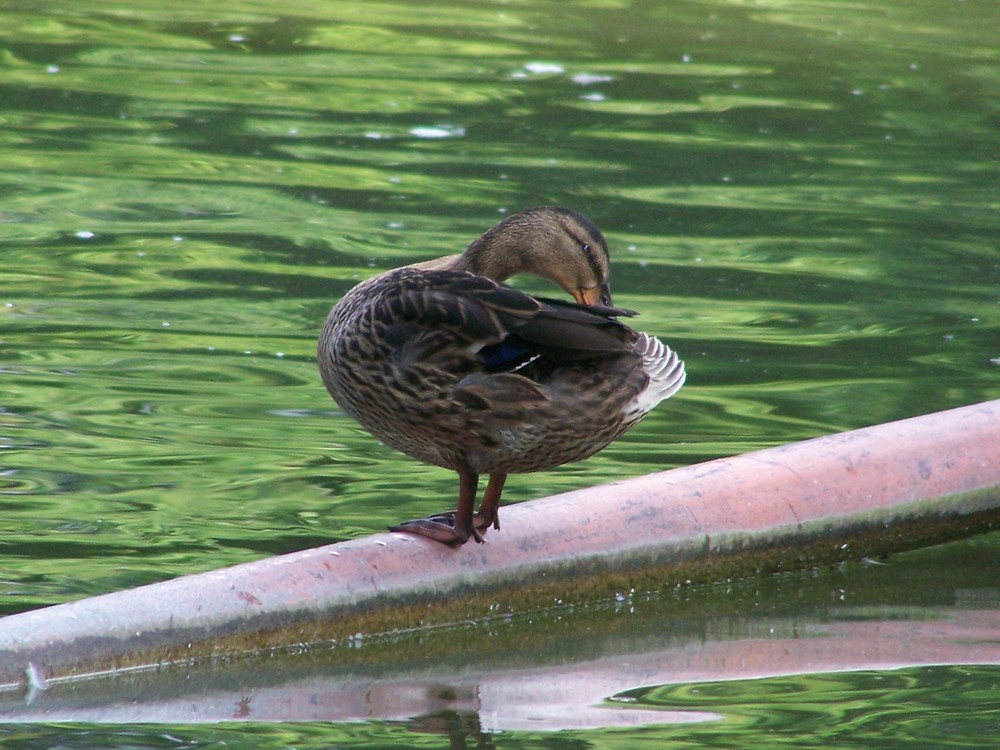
[1,399,999,688]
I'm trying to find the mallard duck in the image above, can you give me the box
[318,206,685,546]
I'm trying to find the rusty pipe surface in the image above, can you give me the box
[1,399,999,688]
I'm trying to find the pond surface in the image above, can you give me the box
[1,0,999,746]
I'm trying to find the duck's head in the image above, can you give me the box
[458,206,614,307]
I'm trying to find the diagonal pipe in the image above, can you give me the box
[1,399,998,689]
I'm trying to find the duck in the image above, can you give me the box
[317,206,685,546]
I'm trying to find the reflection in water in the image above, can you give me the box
[1,536,998,741]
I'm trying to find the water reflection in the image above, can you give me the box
[1,535,998,738]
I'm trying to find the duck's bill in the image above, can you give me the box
[573,283,613,307]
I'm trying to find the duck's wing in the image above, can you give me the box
[379,269,636,374]
[500,295,636,362]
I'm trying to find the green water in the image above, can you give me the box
[1,0,998,745]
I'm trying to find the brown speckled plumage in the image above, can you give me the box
[318,207,684,546]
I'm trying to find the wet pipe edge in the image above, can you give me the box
[0,399,998,688]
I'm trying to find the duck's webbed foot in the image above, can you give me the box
[476,473,507,532]
[388,470,502,547]
[389,511,490,546]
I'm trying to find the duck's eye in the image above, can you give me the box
[581,243,591,254]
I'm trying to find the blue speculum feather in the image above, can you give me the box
[478,338,535,372]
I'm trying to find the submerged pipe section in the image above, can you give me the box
[1,399,999,688]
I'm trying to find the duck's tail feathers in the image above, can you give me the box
[630,333,685,416]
